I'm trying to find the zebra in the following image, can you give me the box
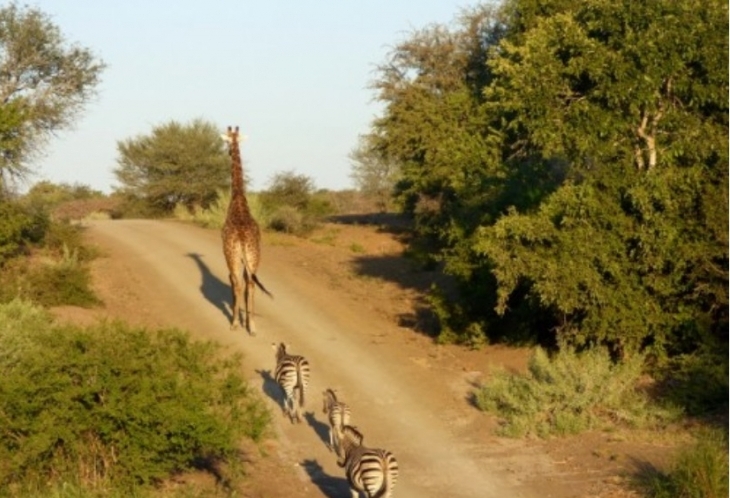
[272,342,310,423]
[322,388,352,454]
[337,425,398,498]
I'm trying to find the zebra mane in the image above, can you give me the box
[273,342,287,358]
[323,388,338,401]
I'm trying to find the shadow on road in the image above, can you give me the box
[256,368,285,415]
[186,252,231,324]
[300,458,349,498]
[304,410,332,451]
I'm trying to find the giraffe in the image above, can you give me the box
[221,125,272,334]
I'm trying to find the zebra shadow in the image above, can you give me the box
[256,369,284,412]
[257,368,304,424]
[303,411,332,451]
[300,458,349,498]
[186,253,232,324]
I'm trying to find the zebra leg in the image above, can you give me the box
[282,389,293,421]
[286,397,295,423]
[293,387,302,423]
[327,427,334,452]
[332,429,342,456]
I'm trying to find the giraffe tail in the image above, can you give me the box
[253,274,273,298]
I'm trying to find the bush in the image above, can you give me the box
[474,347,681,437]
[0,244,100,308]
[21,256,101,307]
[0,200,47,264]
[654,351,729,418]
[635,429,729,498]
[41,221,98,262]
[0,303,271,493]
[259,172,333,235]
[268,205,306,235]
[173,190,271,230]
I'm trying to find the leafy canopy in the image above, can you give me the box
[368,0,728,357]
[0,3,106,194]
[114,119,231,214]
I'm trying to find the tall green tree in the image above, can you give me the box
[0,3,105,194]
[114,119,231,214]
[370,4,508,256]
[368,0,728,355]
[475,0,728,353]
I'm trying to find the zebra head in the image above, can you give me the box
[272,342,287,361]
[322,388,338,413]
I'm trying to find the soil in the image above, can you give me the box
[50,218,678,498]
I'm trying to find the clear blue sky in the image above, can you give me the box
[29,0,472,194]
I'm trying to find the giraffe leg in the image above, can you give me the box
[245,273,256,335]
[229,272,243,330]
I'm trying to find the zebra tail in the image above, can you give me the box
[297,379,305,407]
[372,455,393,498]
[296,365,305,408]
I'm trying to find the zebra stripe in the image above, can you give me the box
[322,388,352,454]
[337,425,398,498]
[273,342,310,423]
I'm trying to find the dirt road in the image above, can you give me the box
[80,219,615,498]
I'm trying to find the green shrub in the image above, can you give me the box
[173,190,271,230]
[474,347,681,437]
[0,215,101,307]
[41,221,98,263]
[258,172,333,235]
[0,305,271,493]
[268,205,306,234]
[654,351,729,418]
[0,244,100,308]
[635,429,729,498]
[0,200,45,264]
[20,256,101,307]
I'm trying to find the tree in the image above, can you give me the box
[348,133,399,212]
[475,0,728,353]
[369,4,507,256]
[367,0,728,356]
[261,170,316,211]
[0,3,106,194]
[113,119,231,214]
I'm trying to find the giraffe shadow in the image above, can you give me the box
[186,253,232,324]
[303,411,333,452]
[300,458,349,498]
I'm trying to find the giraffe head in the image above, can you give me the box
[221,125,247,145]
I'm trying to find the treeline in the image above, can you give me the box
[358,0,727,366]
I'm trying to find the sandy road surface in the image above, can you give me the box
[85,219,559,498]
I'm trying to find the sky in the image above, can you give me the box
[24,0,473,194]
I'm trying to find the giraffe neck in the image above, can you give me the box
[229,140,247,200]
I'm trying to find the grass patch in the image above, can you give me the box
[310,227,340,246]
[0,216,101,308]
[0,300,271,495]
[634,428,728,498]
[654,351,728,418]
[474,347,682,437]
[349,242,366,253]
[0,245,100,308]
